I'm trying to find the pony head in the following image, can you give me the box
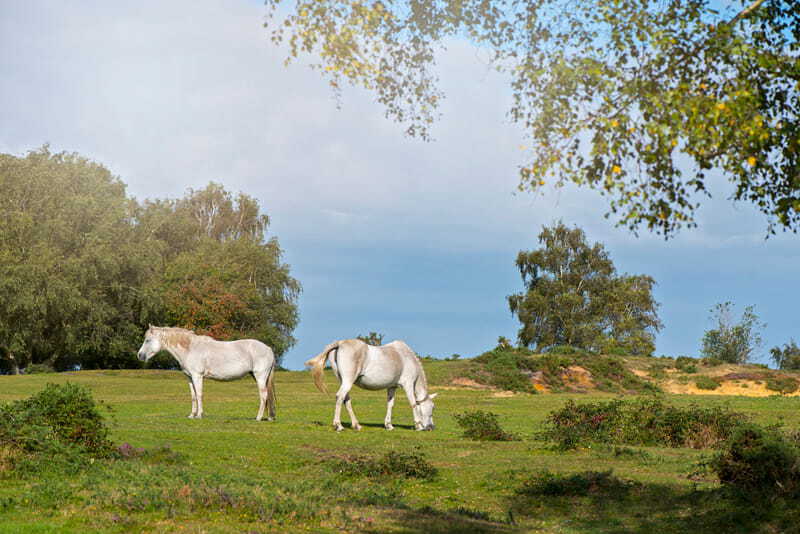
[137,325,162,362]
[416,392,438,431]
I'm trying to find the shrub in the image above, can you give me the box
[24,363,55,374]
[675,356,698,373]
[0,383,113,457]
[765,376,799,395]
[542,398,747,450]
[454,411,517,441]
[694,376,722,390]
[333,449,437,480]
[710,424,800,499]
[516,470,634,498]
[700,357,724,367]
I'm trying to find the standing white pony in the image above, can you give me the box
[137,326,277,421]
[306,339,437,431]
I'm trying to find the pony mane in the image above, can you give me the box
[152,326,200,351]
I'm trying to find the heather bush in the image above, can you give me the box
[542,398,747,450]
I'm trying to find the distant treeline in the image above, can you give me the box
[0,148,300,373]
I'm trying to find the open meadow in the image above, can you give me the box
[2,361,800,533]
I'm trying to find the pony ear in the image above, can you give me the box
[429,393,438,399]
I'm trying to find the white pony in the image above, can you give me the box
[305,339,437,431]
[137,326,277,421]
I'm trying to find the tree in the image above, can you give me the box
[701,302,765,364]
[0,148,160,371]
[265,0,800,236]
[770,340,800,370]
[507,222,661,354]
[145,183,301,363]
[357,332,385,346]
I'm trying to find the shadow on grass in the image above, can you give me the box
[506,470,798,533]
[360,422,416,430]
[362,506,515,534]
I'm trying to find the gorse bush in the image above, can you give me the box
[542,398,747,450]
[332,449,437,480]
[710,425,800,500]
[0,383,113,461]
[765,376,799,395]
[454,411,517,441]
[674,356,698,373]
[694,376,722,390]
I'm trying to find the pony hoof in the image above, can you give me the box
[334,424,345,432]
[187,415,195,419]
[266,417,275,422]
[385,424,394,431]
[353,424,362,431]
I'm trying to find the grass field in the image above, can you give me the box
[2,361,800,533]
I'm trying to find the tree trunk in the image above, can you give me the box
[7,352,20,375]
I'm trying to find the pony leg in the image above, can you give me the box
[187,377,198,418]
[401,386,423,430]
[333,382,354,432]
[343,393,361,431]
[192,375,205,419]
[384,387,396,430]
[255,373,267,421]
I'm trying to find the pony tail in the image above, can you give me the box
[305,342,338,394]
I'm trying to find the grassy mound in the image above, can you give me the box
[464,345,656,394]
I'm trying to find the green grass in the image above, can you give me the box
[1,362,800,532]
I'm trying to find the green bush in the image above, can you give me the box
[542,398,747,450]
[675,356,698,373]
[0,383,113,457]
[710,424,800,499]
[765,376,799,395]
[454,411,517,441]
[700,357,724,367]
[333,449,437,480]
[24,363,55,374]
[694,376,722,390]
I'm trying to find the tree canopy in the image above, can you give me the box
[508,222,662,354]
[265,0,800,236]
[0,148,300,372]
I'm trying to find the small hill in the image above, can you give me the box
[431,347,800,397]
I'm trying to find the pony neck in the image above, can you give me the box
[158,332,191,368]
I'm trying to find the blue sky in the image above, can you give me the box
[1,1,796,369]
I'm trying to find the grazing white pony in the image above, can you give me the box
[137,326,277,421]
[305,338,437,431]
